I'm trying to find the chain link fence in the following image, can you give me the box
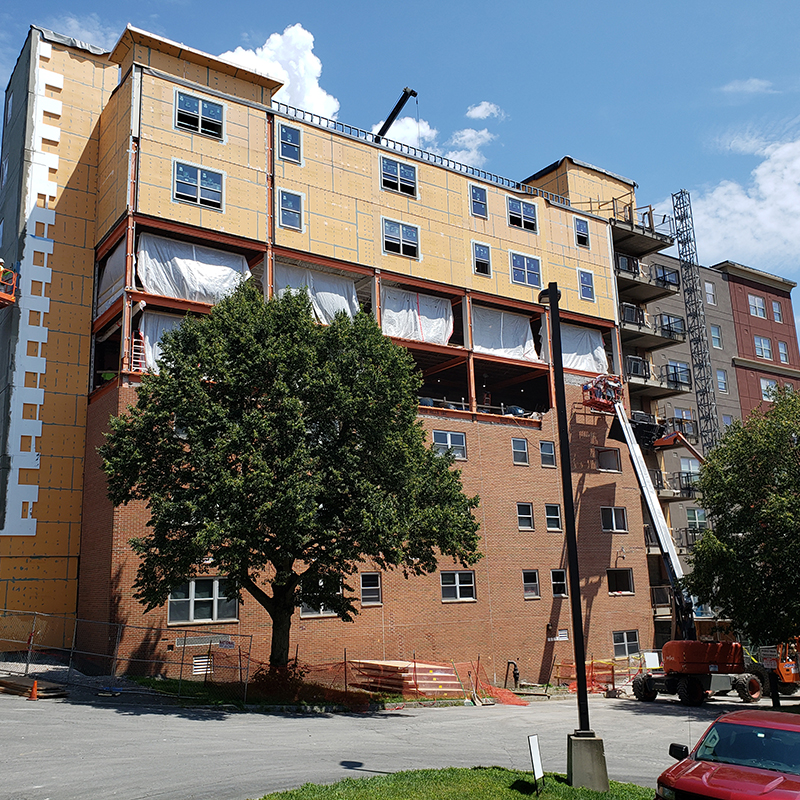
[0,609,253,703]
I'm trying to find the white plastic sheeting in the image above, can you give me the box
[274,263,360,323]
[139,311,183,372]
[136,233,250,303]
[561,323,608,373]
[471,305,540,362]
[380,286,453,345]
[96,239,125,317]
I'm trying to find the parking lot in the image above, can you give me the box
[1,688,798,800]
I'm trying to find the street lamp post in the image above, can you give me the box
[539,283,609,791]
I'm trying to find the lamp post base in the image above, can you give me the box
[567,731,609,791]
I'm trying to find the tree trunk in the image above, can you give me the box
[269,605,293,669]
[242,574,296,669]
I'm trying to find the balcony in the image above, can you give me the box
[609,201,675,258]
[619,305,685,351]
[615,257,681,304]
[654,314,687,343]
[662,363,692,392]
[648,469,681,500]
[625,356,693,399]
[665,417,698,443]
[673,471,700,498]
[651,585,673,617]
[673,526,706,552]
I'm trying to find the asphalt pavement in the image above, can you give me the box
[2,688,798,800]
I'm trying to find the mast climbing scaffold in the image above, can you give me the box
[671,190,719,454]
[0,259,17,308]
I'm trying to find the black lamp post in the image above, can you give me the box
[538,282,594,737]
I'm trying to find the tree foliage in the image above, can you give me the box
[101,283,480,666]
[682,388,800,646]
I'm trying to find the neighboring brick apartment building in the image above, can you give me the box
[0,25,795,680]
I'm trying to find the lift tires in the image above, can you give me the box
[632,674,658,701]
[778,682,799,696]
[751,665,772,697]
[676,676,706,706]
[735,673,763,703]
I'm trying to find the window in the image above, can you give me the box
[470,185,487,218]
[578,270,595,301]
[773,300,783,323]
[279,190,302,230]
[686,508,708,530]
[675,407,693,420]
[175,93,224,138]
[0,156,7,189]
[613,630,639,657]
[517,502,534,530]
[710,325,722,349]
[4,92,11,125]
[522,570,540,599]
[761,377,778,400]
[383,219,419,258]
[360,573,382,605]
[473,242,491,276]
[722,414,733,428]
[441,571,475,601]
[540,441,556,467]
[607,568,634,594]
[574,218,590,248]
[779,341,789,364]
[510,252,541,287]
[507,198,537,231]
[279,124,301,162]
[748,294,766,318]
[432,430,466,459]
[168,578,237,623]
[381,157,416,196]
[551,569,568,597]
[754,335,772,360]
[174,163,223,209]
[704,281,716,305]
[596,448,621,471]
[601,506,628,532]
[511,437,529,465]
[716,369,728,393]
[544,504,562,531]
[300,575,342,617]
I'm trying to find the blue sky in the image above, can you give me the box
[2,1,800,305]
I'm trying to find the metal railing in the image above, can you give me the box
[652,264,680,290]
[620,303,646,326]
[648,469,667,490]
[673,471,700,495]
[651,585,673,610]
[615,255,640,277]
[612,199,675,237]
[662,363,692,390]
[654,315,687,341]
[625,355,651,379]
[665,417,698,441]
[673,527,706,550]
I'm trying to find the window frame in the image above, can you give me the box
[716,368,728,393]
[472,241,491,277]
[607,568,634,595]
[511,437,529,465]
[381,156,417,197]
[748,293,767,318]
[551,569,568,597]
[516,502,534,530]
[704,281,716,305]
[686,508,708,530]
[710,324,723,349]
[278,188,304,231]
[613,629,639,657]
[441,570,476,602]
[279,123,302,163]
[360,573,382,606]
[382,218,420,259]
[522,570,540,599]
[574,218,590,248]
[432,430,467,460]
[470,184,488,219]
[174,90,225,140]
[578,269,595,301]
[540,440,556,467]
[773,300,783,323]
[300,575,342,618]
[600,506,628,533]
[722,414,733,428]
[172,161,224,210]
[167,577,237,624]
[754,335,772,360]
[760,377,778,400]
[507,197,538,232]
[509,251,541,288]
[596,448,621,472]
[544,504,562,531]
[778,341,789,364]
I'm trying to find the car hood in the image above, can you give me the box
[664,759,800,797]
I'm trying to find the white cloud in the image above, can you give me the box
[220,24,339,119]
[720,78,777,95]
[690,138,800,278]
[444,128,496,168]
[44,13,120,50]
[466,101,506,121]
[371,116,439,150]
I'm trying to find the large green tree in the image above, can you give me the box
[101,283,480,667]
[683,387,800,646]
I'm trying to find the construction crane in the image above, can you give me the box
[671,190,720,454]
[0,258,17,308]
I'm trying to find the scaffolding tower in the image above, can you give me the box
[671,189,719,453]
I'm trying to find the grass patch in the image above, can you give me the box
[253,766,650,800]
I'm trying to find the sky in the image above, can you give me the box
[2,1,800,324]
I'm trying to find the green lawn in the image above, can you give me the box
[253,766,651,800]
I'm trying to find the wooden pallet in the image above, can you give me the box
[0,676,67,698]
[348,659,463,697]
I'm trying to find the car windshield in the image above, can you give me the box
[696,721,800,775]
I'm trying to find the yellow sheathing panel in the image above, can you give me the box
[97,81,132,235]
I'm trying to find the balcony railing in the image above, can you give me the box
[625,355,651,379]
[666,417,698,441]
[654,315,687,341]
[662,363,692,390]
[652,264,680,290]
[673,527,706,551]
[612,200,675,237]
[620,303,646,326]
[674,471,700,496]
[648,469,667,490]
[615,254,640,277]
[651,585,673,610]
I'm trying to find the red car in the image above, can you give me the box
[657,709,800,799]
